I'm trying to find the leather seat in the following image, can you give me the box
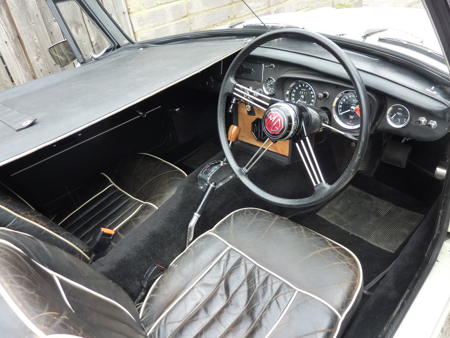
[0,153,186,259]
[0,208,362,337]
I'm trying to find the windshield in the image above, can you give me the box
[108,0,447,73]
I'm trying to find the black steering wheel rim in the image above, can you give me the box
[217,29,370,208]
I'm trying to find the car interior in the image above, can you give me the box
[0,27,448,337]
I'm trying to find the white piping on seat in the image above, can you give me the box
[113,205,143,231]
[145,247,230,334]
[0,205,89,260]
[0,275,45,337]
[139,274,162,316]
[138,228,222,318]
[0,183,36,211]
[140,207,363,338]
[265,290,298,338]
[53,276,75,313]
[207,232,341,318]
[138,153,187,177]
[0,239,136,322]
[58,185,113,225]
[100,173,159,210]
[0,240,47,337]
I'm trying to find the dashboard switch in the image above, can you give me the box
[427,120,438,129]
[417,116,427,126]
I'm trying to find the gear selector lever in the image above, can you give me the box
[186,125,239,247]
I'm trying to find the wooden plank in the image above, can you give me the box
[237,103,291,157]
[36,0,64,45]
[55,1,94,60]
[81,11,111,54]
[100,0,135,40]
[0,1,36,85]
[0,56,14,90]
[6,0,60,77]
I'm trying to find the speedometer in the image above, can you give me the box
[285,80,316,106]
[332,90,361,130]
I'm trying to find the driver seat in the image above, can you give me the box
[0,208,362,337]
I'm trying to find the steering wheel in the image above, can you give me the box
[217,29,370,208]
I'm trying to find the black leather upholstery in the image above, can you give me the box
[0,208,362,337]
[0,153,186,257]
[0,187,90,261]
[56,153,186,248]
[142,208,362,337]
[0,228,146,337]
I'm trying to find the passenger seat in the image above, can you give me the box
[0,153,186,260]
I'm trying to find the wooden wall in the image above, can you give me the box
[0,0,134,90]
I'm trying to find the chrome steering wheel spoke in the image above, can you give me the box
[232,82,281,111]
[241,138,274,175]
[295,124,326,187]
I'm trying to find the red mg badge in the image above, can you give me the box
[264,111,284,135]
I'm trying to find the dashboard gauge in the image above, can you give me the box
[285,80,316,105]
[332,90,361,130]
[386,104,410,128]
[263,77,276,95]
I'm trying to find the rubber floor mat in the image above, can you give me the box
[317,185,423,253]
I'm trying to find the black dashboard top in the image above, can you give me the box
[236,39,450,142]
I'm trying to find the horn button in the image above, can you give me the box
[262,103,301,141]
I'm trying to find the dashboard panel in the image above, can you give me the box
[236,56,450,142]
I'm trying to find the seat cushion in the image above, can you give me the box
[0,187,90,261]
[56,153,186,247]
[0,228,145,337]
[140,208,362,337]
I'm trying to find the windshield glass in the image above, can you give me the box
[109,0,446,73]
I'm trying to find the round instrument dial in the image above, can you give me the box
[332,90,361,130]
[263,77,276,95]
[386,104,410,128]
[285,80,316,106]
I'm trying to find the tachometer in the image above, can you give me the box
[332,90,361,129]
[285,80,316,106]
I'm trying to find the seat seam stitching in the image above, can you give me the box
[113,205,144,232]
[138,153,188,177]
[167,254,248,338]
[207,232,342,318]
[218,272,273,338]
[0,239,137,322]
[101,173,159,209]
[74,194,137,238]
[192,264,257,337]
[0,205,89,260]
[144,247,230,334]
[264,290,298,338]
[241,278,287,337]
[58,184,113,225]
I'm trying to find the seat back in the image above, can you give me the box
[0,187,90,260]
[0,229,145,337]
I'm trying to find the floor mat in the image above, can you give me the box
[317,185,423,253]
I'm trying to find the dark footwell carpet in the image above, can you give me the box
[292,213,395,285]
[317,185,423,253]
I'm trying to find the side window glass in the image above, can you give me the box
[56,0,111,60]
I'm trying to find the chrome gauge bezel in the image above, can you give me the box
[332,90,361,130]
[285,80,316,106]
[386,104,411,129]
[262,77,276,96]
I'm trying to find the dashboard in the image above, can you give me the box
[235,55,450,143]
